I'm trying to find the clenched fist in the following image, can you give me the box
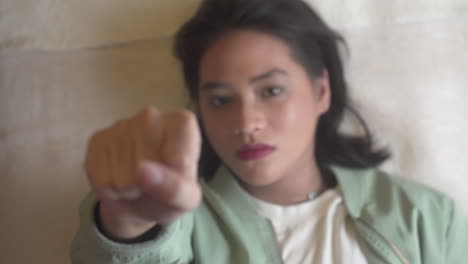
[85,107,202,240]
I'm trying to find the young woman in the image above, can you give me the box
[70,0,468,263]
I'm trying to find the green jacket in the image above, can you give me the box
[70,165,468,263]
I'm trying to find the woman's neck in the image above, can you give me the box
[240,156,325,206]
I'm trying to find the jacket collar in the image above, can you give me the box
[205,164,377,219]
[330,165,377,218]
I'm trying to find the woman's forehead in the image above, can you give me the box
[199,31,299,82]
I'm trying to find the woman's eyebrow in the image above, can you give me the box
[200,68,287,91]
[249,68,288,84]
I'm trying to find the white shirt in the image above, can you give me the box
[247,188,368,264]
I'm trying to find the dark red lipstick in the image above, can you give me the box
[236,144,275,161]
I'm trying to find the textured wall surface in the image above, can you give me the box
[1,0,467,263]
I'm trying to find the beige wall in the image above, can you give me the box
[1,0,467,263]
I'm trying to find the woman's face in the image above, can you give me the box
[198,30,330,187]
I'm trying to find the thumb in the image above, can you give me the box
[137,160,168,188]
[137,160,201,211]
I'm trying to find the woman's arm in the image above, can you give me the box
[70,192,195,264]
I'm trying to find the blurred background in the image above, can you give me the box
[1,0,467,263]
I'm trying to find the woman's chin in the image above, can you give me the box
[233,165,283,187]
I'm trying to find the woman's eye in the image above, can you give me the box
[209,96,231,107]
[263,86,285,98]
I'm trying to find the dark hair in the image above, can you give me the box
[174,0,390,180]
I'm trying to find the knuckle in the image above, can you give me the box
[164,110,197,132]
[137,107,161,130]
[139,106,160,120]
[88,130,103,146]
[88,130,111,151]
[173,110,196,123]
[111,119,127,130]
[88,125,115,146]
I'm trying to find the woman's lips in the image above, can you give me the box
[236,144,276,161]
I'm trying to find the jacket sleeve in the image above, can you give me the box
[69,192,194,264]
[445,199,468,263]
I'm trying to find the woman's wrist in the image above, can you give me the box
[96,202,159,242]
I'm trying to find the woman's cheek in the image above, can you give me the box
[273,102,302,129]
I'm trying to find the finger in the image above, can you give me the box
[136,106,163,146]
[120,186,142,200]
[137,161,202,211]
[160,110,201,179]
[110,120,137,191]
[134,106,163,162]
[85,131,112,189]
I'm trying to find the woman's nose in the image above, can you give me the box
[232,103,266,139]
